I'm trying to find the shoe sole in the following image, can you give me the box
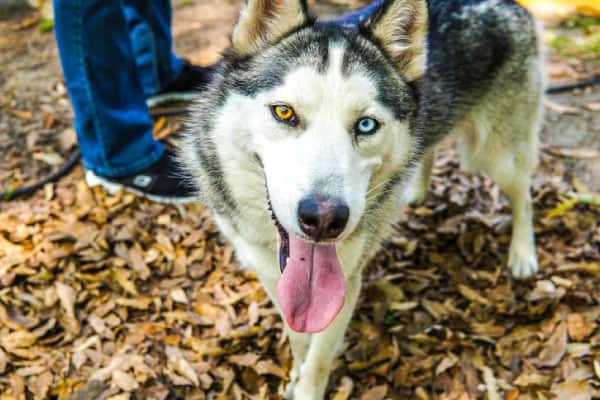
[146,92,197,108]
[85,170,198,205]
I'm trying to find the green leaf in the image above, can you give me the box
[2,189,15,201]
[38,19,54,33]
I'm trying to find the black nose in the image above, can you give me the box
[297,196,350,241]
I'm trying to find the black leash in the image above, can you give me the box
[1,149,82,201]
[0,107,185,202]
[546,76,600,94]
[2,77,599,202]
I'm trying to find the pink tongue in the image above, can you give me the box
[277,233,345,333]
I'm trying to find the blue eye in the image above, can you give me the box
[356,117,380,136]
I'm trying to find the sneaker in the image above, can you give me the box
[161,60,216,94]
[85,149,198,204]
[147,61,217,108]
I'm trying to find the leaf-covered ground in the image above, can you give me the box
[1,145,600,400]
[1,1,600,400]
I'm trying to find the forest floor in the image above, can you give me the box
[0,1,600,399]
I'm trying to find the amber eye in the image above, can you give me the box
[271,105,298,126]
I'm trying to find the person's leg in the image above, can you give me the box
[123,4,163,98]
[146,0,184,89]
[330,0,385,27]
[123,0,184,97]
[52,0,163,178]
[124,0,213,102]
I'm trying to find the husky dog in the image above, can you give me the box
[181,0,544,397]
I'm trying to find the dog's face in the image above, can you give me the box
[186,0,428,333]
[254,48,412,244]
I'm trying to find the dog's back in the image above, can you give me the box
[422,0,543,145]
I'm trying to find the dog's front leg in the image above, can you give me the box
[284,330,311,398]
[292,273,362,400]
[252,270,311,397]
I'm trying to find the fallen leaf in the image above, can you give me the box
[552,380,591,400]
[567,313,596,341]
[170,288,189,304]
[166,346,199,387]
[331,376,354,400]
[544,99,579,114]
[33,152,66,167]
[436,353,459,375]
[10,110,33,119]
[55,281,80,334]
[111,370,139,392]
[457,284,489,305]
[533,322,568,367]
[360,385,387,400]
[1,331,38,352]
[57,128,77,152]
[584,102,600,112]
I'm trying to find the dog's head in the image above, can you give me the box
[187,0,428,333]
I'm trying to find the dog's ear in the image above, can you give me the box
[364,0,428,81]
[232,0,309,55]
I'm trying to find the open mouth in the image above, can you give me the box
[264,183,346,334]
[267,194,290,274]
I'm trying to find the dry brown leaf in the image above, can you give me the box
[457,284,489,305]
[88,315,115,340]
[567,313,596,341]
[55,281,81,334]
[1,330,38,351]
[10,110,33,119]
[331,376,354,400]
[166,346,199,387]
[390,301,419,312]
[552,380,592,400]
[533,322,568,367]
[170,288,189,304]
[436,353,459,376]
[111,370,139,392]
[9,373,26,400]
[360,385,387,400]
[0,348,8,374]
[127,245,151,280]
[57,128,77,151]
[230,353,260,367]
[506,389,520,400]
[90,355,139,382]
[115,297,153,310]
[112,268,139,296]
[514,371,551,387]
[254,360,285,379]
[33,152,66,167]
[584,102,600,112]
[473,352,500,400]
[28,370,53,400]
[567,343,592,358]
[544,99,580,114]
[543,146,600,160]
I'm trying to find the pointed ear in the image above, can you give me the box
[364,0,428,81]
[232,0,309,55]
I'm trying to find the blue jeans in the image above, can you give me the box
[52,1,380,178]
[53,0,183,178]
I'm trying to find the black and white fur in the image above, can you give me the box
[181,0,544,397]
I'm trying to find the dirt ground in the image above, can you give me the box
[0,1,600,399]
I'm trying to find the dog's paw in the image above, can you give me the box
[291,378,327,400]
[283,385,295,400]
[508,243,539,278]
[292,386,322,400]
[281,378,298,400]
[403,184,428,205]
